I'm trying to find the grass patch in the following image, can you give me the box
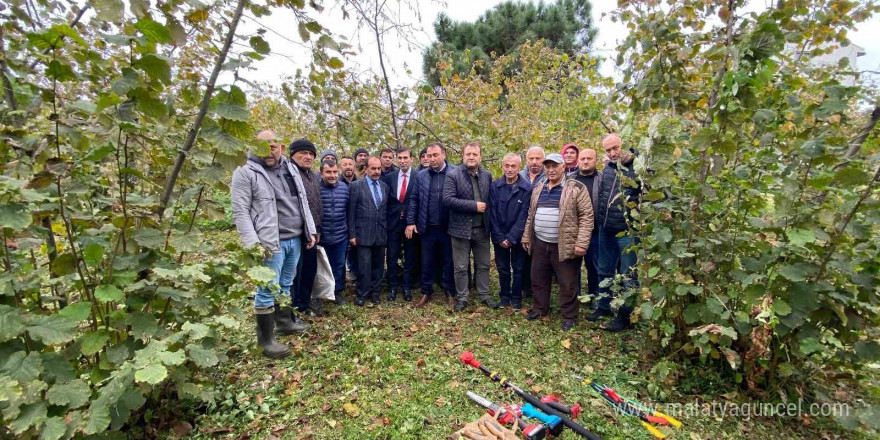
[181,293,863,439]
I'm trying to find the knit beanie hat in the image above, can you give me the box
[289,138,317,156]
[319,149,338,162]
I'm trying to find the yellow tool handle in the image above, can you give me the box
[654,410,682,428]
[641,421,666,439]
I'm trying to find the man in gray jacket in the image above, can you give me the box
[443,142,497,312]
[231,130,317,359]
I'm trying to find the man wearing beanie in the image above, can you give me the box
[231,130,315,358]
[319,149,338,164]
[289,138,324,316]
[354,148,369,178]
[561,143,580,175]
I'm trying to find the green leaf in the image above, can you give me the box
[305,21,322,32]
[111,69,140,96]
[182,321,210,340]
[0,304,25,342]
[84,403,111,434]
[0,203,32,230]
[170,232,201,252]
[46,379,90,409]
[186,343,219,368]
[854,341,880,361]
[129,0,149,17]
[131,89,167,119]
[773,299,792,316]
[135,54,171,84]
[26,315,77,345]
[654,227,672,244]
[94,285,124,303]
[2,352,43,382]
[58,302,92,322]
[159,349,186,366]
[40,417,67,440]
[751,109,776,124]
[10,402,47,434]
[648,267,660,277]
[132,228,166,249]
[785,228,815,246]
[778,263,817,282]
[249,36,271,54]
[168,19,187,45]
[327,57,344,69]
[80,330,111,355]
[833,166,870,186]
[134,363,167,385]
[214,102,250,121]
[51,253,77,277]
[800,337,824,355]
[93,0,124,22]
[135,17,172,43]
[298,22,311,42]
[82,243,105,266]
[247,266,276,285]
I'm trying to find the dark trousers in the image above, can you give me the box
[323,240,348,294]
[530,239,581,321]
[494,242,527,305]
[347,243,357,279]
[387,226,417,291]
[420,226,454,296]
[293,240,318,311]
[596,229,638,313]
[356,245,385,300]
[577,230,601,298]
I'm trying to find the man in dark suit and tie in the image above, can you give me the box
[383,147,417,302]
[348,157,391,306]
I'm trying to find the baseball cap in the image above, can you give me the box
[543,153,564,164]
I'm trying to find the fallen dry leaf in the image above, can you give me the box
[561,339,571,349]
[342,402,360,417]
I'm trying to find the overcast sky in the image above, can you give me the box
[237,0,880,89]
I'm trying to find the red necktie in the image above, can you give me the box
[399,173,408,202]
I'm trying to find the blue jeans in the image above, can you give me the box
[254,238,302,308]
[596,229,638,313]
[323,240,348,294]
[494,242,527,305]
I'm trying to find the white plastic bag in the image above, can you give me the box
[312,246,336,301]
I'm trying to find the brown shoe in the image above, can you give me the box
[415,294,431,308]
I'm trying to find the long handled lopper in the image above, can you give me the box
[460,352,604,440]
[574,375,681,439]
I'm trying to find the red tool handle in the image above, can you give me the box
[460,351,482,369]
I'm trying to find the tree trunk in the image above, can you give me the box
[156,0,247,219]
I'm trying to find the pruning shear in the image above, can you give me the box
[573,375,682,439]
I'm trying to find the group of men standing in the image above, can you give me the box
[232,130,642,358]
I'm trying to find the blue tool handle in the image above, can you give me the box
[522,403,562,428]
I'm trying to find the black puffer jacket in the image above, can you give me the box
[596,149,641,234]
[442,163,492,240]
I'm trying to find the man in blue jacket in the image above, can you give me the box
[319,158,350,304]
[488,153,532,310]
[406,142,455,308]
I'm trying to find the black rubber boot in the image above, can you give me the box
[256,308,291,359]
[274,305,309,335]
[603,306,634,333]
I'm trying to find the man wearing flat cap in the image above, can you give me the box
[231,130,315,358]
[521,153,594,331]
[289,138,324,316]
